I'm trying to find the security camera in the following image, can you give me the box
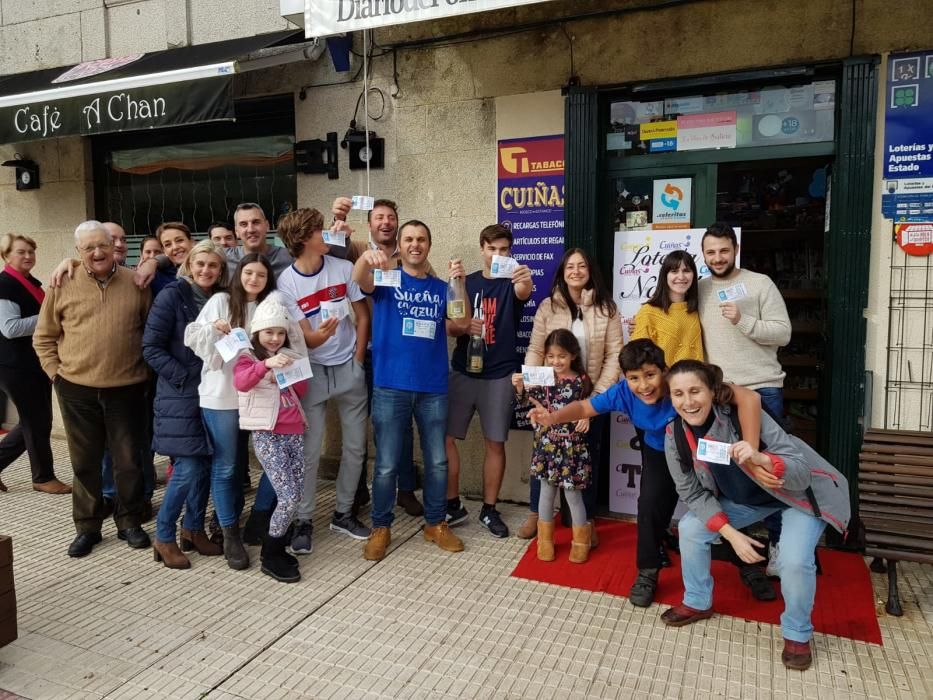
[303,38,327,62]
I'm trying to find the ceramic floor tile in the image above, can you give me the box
[2,438,933,698]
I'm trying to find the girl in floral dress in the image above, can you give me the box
[512,329,593,563]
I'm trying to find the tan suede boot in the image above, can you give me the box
[536,520,555,561]
[423,521,464,552]
[517,512,539,539]
[363,527,391,561]
[570,523,592,564]
[153,539,191,569]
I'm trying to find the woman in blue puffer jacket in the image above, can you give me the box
[143,239,228,569]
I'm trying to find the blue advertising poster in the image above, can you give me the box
[497,135,565,429]
[882,50,933,222]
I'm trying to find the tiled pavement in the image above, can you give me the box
[1,439,932,699]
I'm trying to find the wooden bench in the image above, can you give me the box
[858,428,933,616]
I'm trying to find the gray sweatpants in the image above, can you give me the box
[297,357,368,518]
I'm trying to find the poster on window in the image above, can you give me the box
[497,135,565,430]
[608,226,740,515]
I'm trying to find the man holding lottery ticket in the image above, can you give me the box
[445,224,532,538]
[699,222,792,581]
[275,208,372,553]
[699,223,791,422]
[333,195,431,518]
[352,219,471,561]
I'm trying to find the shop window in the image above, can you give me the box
[608,80,836,156]
[93,95,296,266]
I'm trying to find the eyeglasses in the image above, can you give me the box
[78,242,114,253]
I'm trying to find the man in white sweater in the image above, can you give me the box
[698,222,792,583]
[698,222,791,418]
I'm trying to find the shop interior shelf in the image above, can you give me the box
[791,321,823,334]
[784,388,819,401]
[780,288,824,300]
[780,355,821,367]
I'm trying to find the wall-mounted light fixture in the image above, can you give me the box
[1,154,40,190]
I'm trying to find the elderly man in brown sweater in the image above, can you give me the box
[33,221,153,558]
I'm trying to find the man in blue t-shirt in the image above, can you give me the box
[352,219,471,561]
[445,224,532,538]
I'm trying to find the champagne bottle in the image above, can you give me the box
[447,264,466,319]
[466,295,484,374]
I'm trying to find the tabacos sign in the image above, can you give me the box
[0,78,234,144]
[305,0,553,37]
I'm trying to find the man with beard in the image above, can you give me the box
[698,222,791,415]
[698,221,791,588]
[332,197,431,518]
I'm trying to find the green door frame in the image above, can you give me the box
[564,58,879,517]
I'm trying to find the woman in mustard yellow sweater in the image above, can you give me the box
[631,250,703,364]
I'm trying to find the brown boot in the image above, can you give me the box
[32,478,72,495]
[570,523,592,564]
[423,521,464,552]
[179,528,223,556]
[153,539,191,569]
[517,512,539,539]
[536,520,555,561]
[363,527,391,561]
[590,520,599,549]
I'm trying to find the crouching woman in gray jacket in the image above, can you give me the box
[661,360,850,672]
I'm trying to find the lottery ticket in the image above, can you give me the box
[373,269,401,287]
[319,298,350,321]
[274,356,314,388]
[490,255,518,279]
[215,328,251,362]
[697,438,732,465]
[521,365,556,386]
[322,229,346,247]
[717,283,748,302]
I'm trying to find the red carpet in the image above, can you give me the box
[511,519,882,645]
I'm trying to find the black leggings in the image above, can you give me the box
[636,444,680,570]
[0,366,55,483]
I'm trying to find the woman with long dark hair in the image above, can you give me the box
[517,248,623,540]
[662,360,850,671]
[185,253,278,570]
[631,249,703,365]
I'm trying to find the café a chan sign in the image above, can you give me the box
[304,0,552,37]
[0,77,234,144]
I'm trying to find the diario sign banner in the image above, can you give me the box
[304,0,553,37]
[0,77,234,144]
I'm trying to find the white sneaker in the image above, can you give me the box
[766,541,780,578]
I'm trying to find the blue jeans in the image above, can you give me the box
[155,455,210,541]
[365,349,417,492]
[253,472,277,512]
[371,388,448,528]
[102,447,155,500]
[756,387,785,426]
[678,499,826,642]
[202,408,241,527]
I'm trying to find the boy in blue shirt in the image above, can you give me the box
[528,339,761,607]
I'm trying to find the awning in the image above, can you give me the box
[303,0,553,38]
[0,30,302,144]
